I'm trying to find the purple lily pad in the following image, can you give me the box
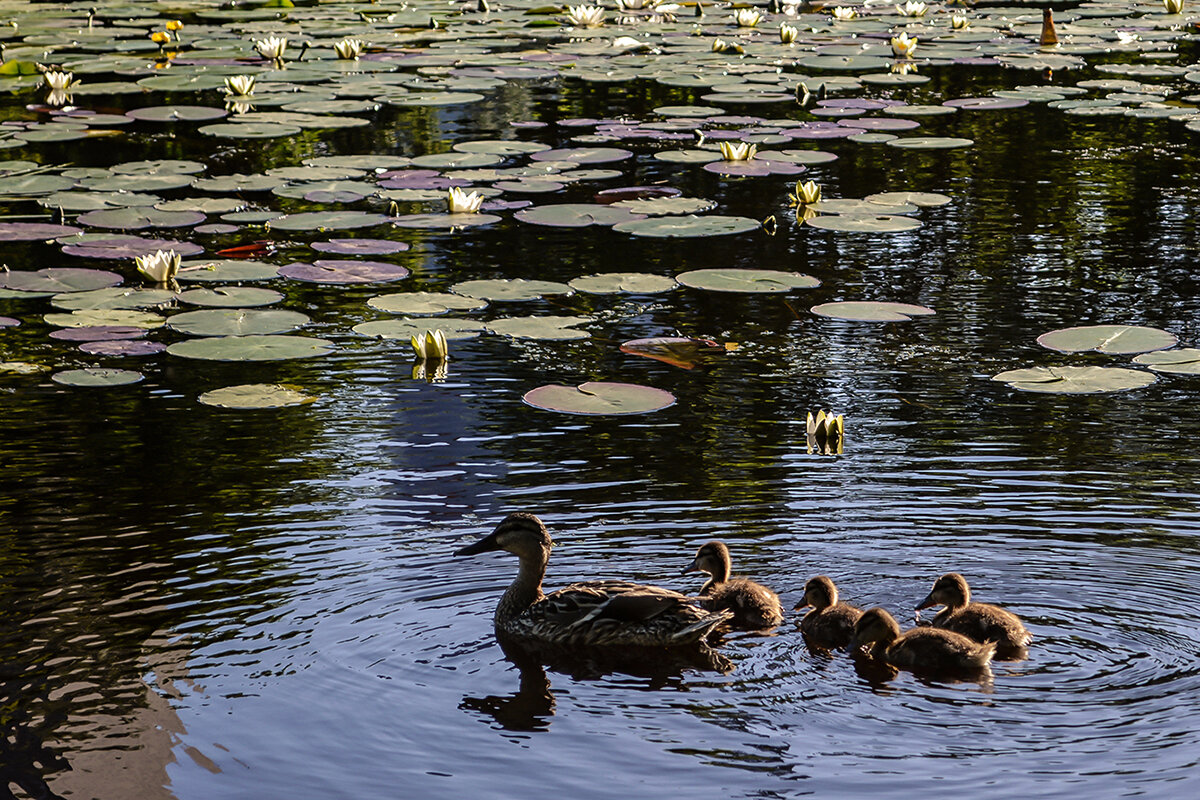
[79,339,168,356]
[278,260,411,284]
[61,236,205,259]
[0,268,123,293]
[810,108,868,119]
[943,97,1030,111]
[594,186,682,204]
[194,224,240,235]
[50,325,148,342]
[0,316,19,327]
[838,117,921,131]
[0,222,82,241]
[378,174,470,190]
[305,190,366,203]
[530,147,634,164]
[312,239,411,255]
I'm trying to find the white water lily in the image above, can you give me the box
[950,14,970,29]
[41,70,78,91]
[135,250,181,284]
[253,36,288,64]
[779,23,799,44]
[566,4,606,28]
[733,8,762,27]
[719,140,757,161]
[223,75,256,97]
[411,329,449,361]
[890,32,918,58]
[334,38,365,60]
[829,6,857,20]
[611,35,652,50]
[807,410,844,455]
[711,37,744,54]
[1115,30,1139,44]
[896,1,927,16]
[789,179,821,206]
[1164,0,1184,12]
[447,186,484,214]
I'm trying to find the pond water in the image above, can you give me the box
[3,1,1200,798]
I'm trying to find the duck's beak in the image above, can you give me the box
[915,592,938,610]
[793,597,812,611]
[455,530,502,556]
[681,557,701,575]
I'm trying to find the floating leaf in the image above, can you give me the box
[167,309,309,337]
[523,381,676,415]
[676,269,820,293]
[352,318,486,340]
[312,239,410,255]
[49,326,147,342]
[620,337,729,370]
[268,211,390,231]
[804,214,922,233]
[51,368,144,387]
[486,315,591,340]
[515,204,645,228]
[614,215,761,238]
[991,366,1156,394]
[568,273,678,294]
[0,222,82,241]
[1036,325,1177,355]
[1,268,123,294]
[167,335,335,362]
[78,340,168,357]
[1132,349,1200,375]
[810,301,936,321]
[179,287,283,308]
[178,260,280,283]
[450,279,572,301]
[278,261,410,284]
[199,383,317,409]
[44,310,165,329]
[367,292,487,315]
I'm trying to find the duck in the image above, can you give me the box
[683,540,783,630]
[851,607,995,674]
[795,575,862,649]
[916,572,1032,657]
[456,513,732,647]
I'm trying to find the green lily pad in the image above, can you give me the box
[514,204,645,228]
[167,309,309,337]
[485,315,591,340]
[178,287,284,308]
[804,214,923,233]
[886,137,974,150]
[614,215,761,238]
[389,213,502,229]
[810,301,936,321]
[991,366,1157,394]
[450,279,572,301]
[51,287,178,312]
[44,310,165,329]
[367,292,487,315]
[178,260,280,283]
[676,269,820,293]
[611,197,718,216]
[809,199,919,216]
[51,368,144,387]
[523,381,676,415]
[1132,349,1200,374]
[268,211,390,231]
[568,273,678,294]
[200,122,303,139]
[863,191,952,208]
[167,335,335,362]
[351,318,486,340]
[1036,325,1177,355]
[198,383,317,409]
[453,139,552,156]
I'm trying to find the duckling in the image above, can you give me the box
[456,513,732,647]
[916,572,1031,657]
[683,540,783,630]
[795,575,862,649]
[851,607,995,674]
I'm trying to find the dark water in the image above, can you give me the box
[4,18,1200,800]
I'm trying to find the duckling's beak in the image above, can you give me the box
[455,531,502,556]
[793,597,812,611]
[915,592,938,610]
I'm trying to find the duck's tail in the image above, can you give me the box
[669,609,733,645]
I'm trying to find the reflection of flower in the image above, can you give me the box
[789,179,821,206]
[890,61,919,75]
[807,410,844,455]
[890,32,918,58]
[224,75,256,97]
[45,90,71,106]
[830,6,857,19]
[733,8,762,27]
[225,99,253,115]
[719,141,757,161]
[895,1,927,16]
[411,329,449,361]
[135,250,181,284]
[779,23,799,44]
[447,186,484,214]
[412,360,449,382]
[254,36,288,66]
[951,14,970,29]
[334,38,364,59]
[1164,0,1184,12]
[566,4,606,27]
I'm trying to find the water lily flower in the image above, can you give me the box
[334,38,364,60]
[950,14,970,29]
[829,6,857,20]
[411,329,449,361]
[895,1,927,16]
[223,75,256,97]
[779,23,799,44]
[1115,30,1139,44]
[166,20,184,40]
[789,179,821,206]
[711,38,745,54]
[611,35,653,51]
[447,186,484,214]
[890,32,918,58]
[733,8,762,27]
[149,31,171,48]
[253,36,288,66]
[135,250,181,284]
[807,410,844,455]
[566,4,606,28]
[41,70,78,91]
[719,140,757,161]
[1164,0,1184,12]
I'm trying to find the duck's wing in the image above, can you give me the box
[543,581,696,625]
[529,581,729,646]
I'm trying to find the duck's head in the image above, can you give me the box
[796,575,838,611]
[849,607,901,651]
[456,512,553,561]
[683,540,731,582]
[916,572,970,611]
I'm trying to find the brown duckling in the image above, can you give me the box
[851,607,995,674]
[795,575,862,649]
[917,572,1031,657]
[683,540,783,630]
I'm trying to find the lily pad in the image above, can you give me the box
[514,204,645,228]
[167,335,335,362]
[178,260,280,283]
[60,235,204,260]
[991,366,1157,394]
[44,310,164,329]
[0,222,82,241]
[1036,325,1177,355]
[619,337,729,370]
[676,269,820,293]
[613,215,761,238]
[886,137,974,150]
[351,318,486,340]
[611,197,717,216]
[523,382,677,415]
[450,279,572,301]
[51,368,143,387]
[167,309,309,337]
[568,273,678,294]
[485,315,591,340]
[198,383,317,409]
[278,261,410,284]
[312,239,410,255]
[78,340,168,357]
[0,268,122,294]
[1132,349,1200,374]
[804,214,923,233]
[49,326,147,342]
[367,292,487,315]
[178,287,284,308]
[268,211,390,231]
[810,301,936,321]
[864,191,952,208]
[51,287,177,312]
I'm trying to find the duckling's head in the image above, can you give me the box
[456,512,553,562]
[916,572,970,611]
[796,575,838,610]
[683,540,732,583]
[850,607,901,650]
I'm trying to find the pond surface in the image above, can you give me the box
[3,2,1200,798]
